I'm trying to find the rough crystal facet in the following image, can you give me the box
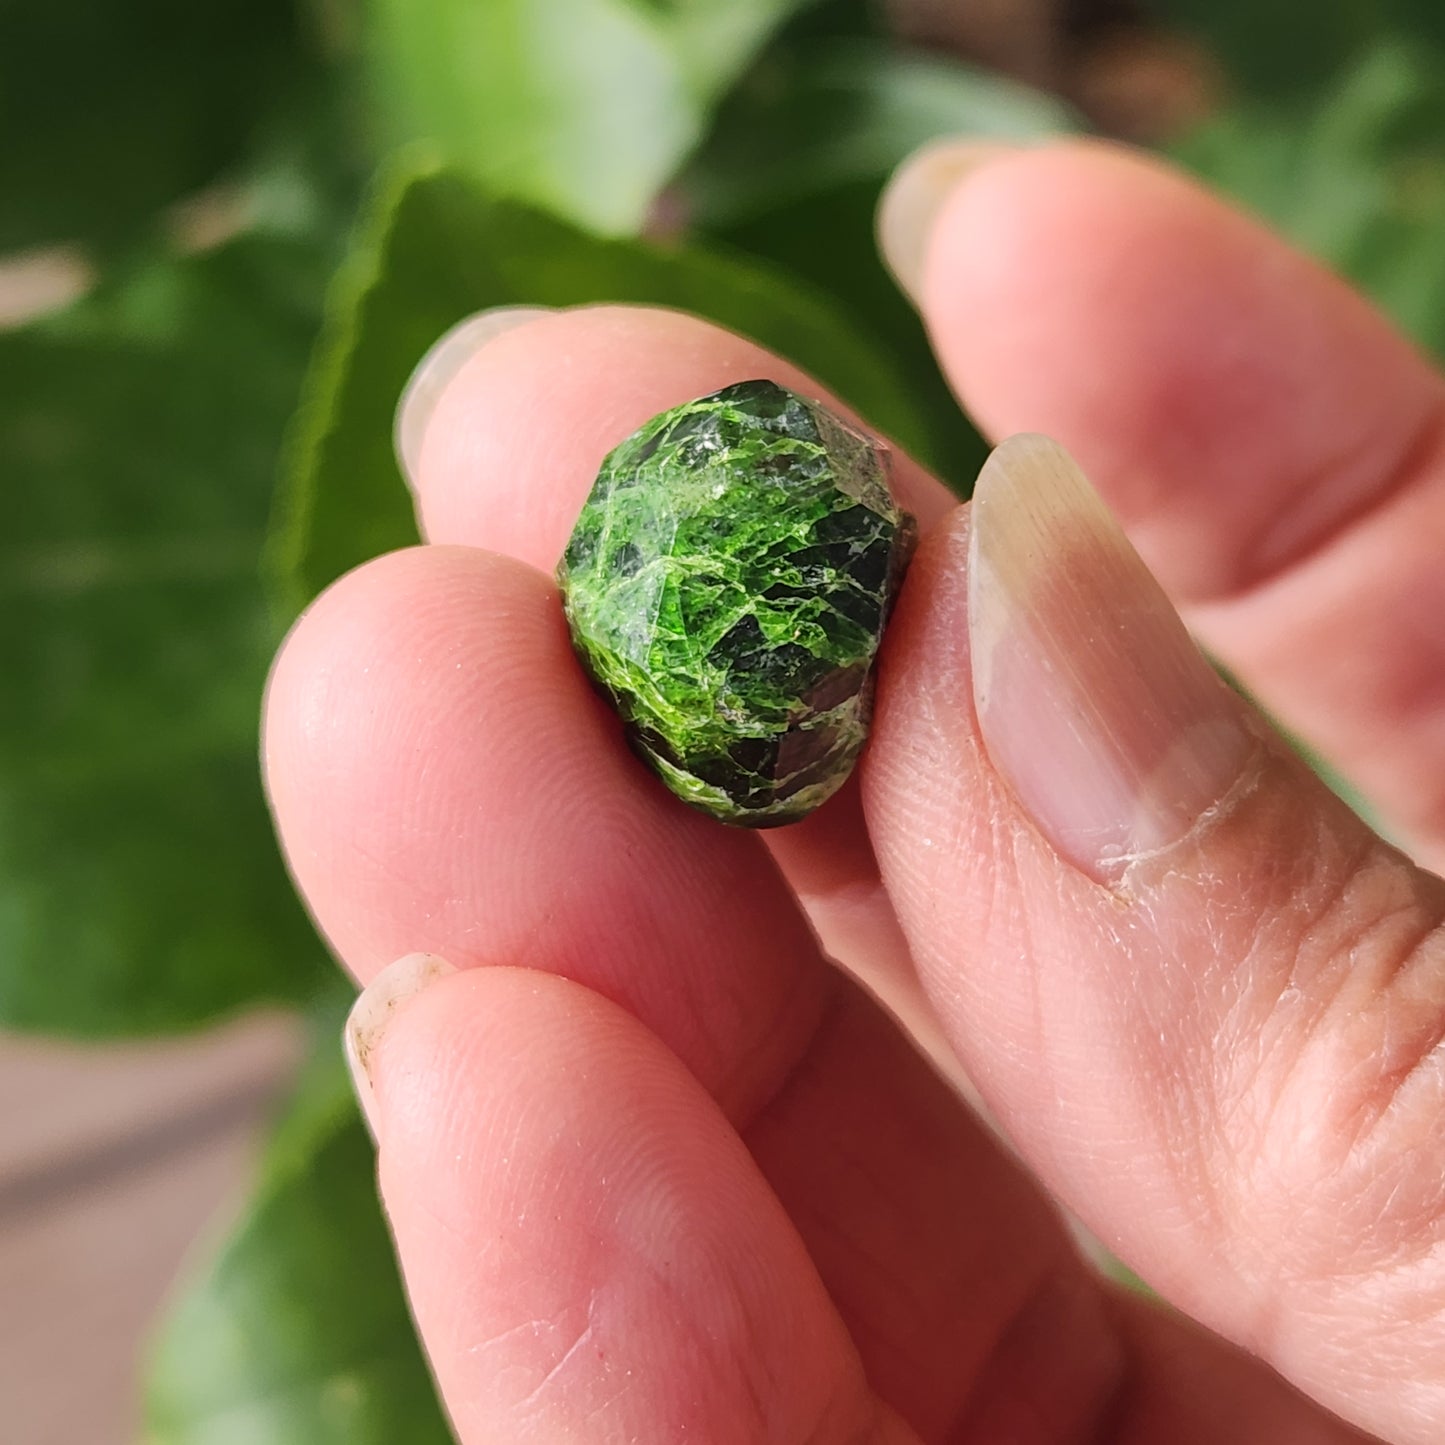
[558,379,916,827]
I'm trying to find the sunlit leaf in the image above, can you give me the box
[361,0,818,234]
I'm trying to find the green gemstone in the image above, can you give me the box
[558,379,916,827]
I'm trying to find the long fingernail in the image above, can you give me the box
[344,953,457,1137]
[394,306,554,484]
[969,435,1256,879]
[877,140,1020,302]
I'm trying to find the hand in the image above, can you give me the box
[264,142,1445,1444]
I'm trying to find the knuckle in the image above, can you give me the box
[1217,835,1445,1283]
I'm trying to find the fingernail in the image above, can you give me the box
[968,435,1255,879]
[877,140,1020,302]
[394,306,553,483]
[344,952,457,1137]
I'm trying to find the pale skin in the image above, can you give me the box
[264,143,1445,1443]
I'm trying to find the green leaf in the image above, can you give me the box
[145,1042,451,1445]
[685,42,1080,493]
[1174,39,1445,357]
[0,236,333,1034]
[0,0,318,251]
[686,40,1078,226]
[268,155,932,612]
[360,0,817,235]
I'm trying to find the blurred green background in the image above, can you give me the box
[5,0,1445,1438]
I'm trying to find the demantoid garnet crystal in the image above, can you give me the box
[558,380,916,827]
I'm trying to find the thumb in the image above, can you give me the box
[863,435,1445,1445]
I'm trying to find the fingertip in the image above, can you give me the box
[395,306,556,484]
[369,964,876,1444]
[261,544,573,980]
[915,138,1213,392]
[875,138,1024,302]
[263,546,560,815]
[344,951,459,1139]
[912,138,1443,598]
[877,138,1158,315]
[367,964,607,1164]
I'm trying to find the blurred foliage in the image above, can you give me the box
[1176,38,1445,352]
[0,236,333,1032]
[4,0,1445,1438]
[0,0,319,253]
[687,40,1077,222]
[1154,0,1445,361]
[1156,0,1445,102]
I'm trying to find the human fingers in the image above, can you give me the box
[378,321,1377,1441]
[880,140,1445,869]
[271,333,1385,1443]
[262,545,1109,1440]
[863,434,1445,1444]
[351,958,1369,1445]
[348,958,919,1445]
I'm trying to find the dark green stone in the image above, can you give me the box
[558,380,916,827]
